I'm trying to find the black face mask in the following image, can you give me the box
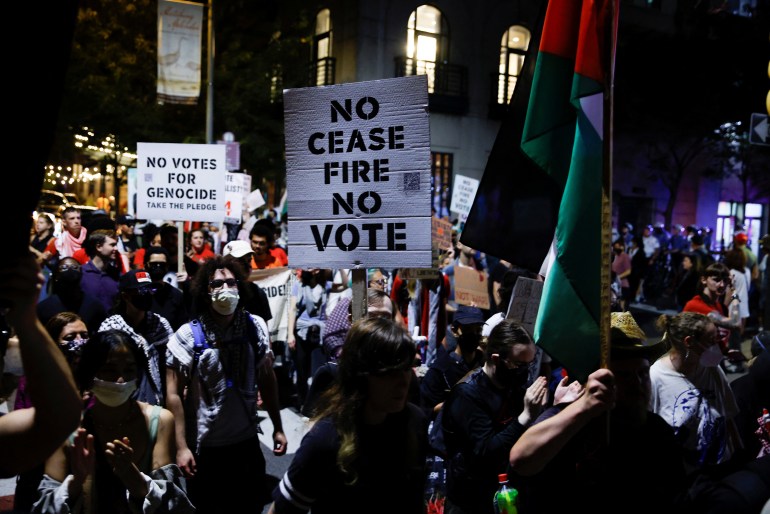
[147,263,168,282]
[56,269,82,287]
[457,333,481,354]
[130,293,154,311]
[495,363,529,388]
[613,248,623,254]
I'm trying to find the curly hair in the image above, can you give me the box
[189,255,252,315]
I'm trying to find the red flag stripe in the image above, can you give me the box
[575,0,611,85]
[539,0,582,60]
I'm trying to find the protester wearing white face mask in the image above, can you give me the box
[166,255,287,514]
[649,312,742,474]
[33,329,194,514]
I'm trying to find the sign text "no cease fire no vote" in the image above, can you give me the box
[284,75,432,269]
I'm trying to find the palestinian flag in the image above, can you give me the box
[524,0,617,382]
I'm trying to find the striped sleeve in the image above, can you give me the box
[271,419,338,514]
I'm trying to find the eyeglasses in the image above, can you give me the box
[61,332,89,342]
[209,278,238,289]
[502,357,533,370]
[57,264,81,272]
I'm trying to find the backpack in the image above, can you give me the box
[187,315,261,378]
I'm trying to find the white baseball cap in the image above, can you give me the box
[222,240,253,258]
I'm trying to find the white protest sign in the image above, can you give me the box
[284,75,432,269]
[137,143,227,222]
[450,174,480,222]
[250,268,292,343]
[246,188,265,212]
[223,172,251,225]
[506,277,543,336]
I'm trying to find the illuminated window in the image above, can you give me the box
[406,5,448,93]
[715,201,764,254]
[431,152,453,219]
[313,9,334,86]
[497,25,530,104]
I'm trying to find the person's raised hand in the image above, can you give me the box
[106,436,149,498]
[519,376,549,426]
[554,376,585,405]
[70,428,95,487]
[105,436,137,478]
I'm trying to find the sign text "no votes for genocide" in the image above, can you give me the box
[284,75,433,269]
[136,142,227,222]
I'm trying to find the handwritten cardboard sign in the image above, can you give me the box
[454,265,489,310]
[506,277,543,336]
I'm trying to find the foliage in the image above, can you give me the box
[49,0,317,189]
[704,121,770,204]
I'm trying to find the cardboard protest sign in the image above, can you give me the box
[432,216,453,268]
[454,265,489,310]
[284,75,432,269]
[400,268,441,280]
[506,277,543,336]
[136,142,227,222]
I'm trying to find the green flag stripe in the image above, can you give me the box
[535,257,600,378]
[533,71,604,382]
[521,52,577,190]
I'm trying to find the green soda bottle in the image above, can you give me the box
[493,473,518,514]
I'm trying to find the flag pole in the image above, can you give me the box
[600,0,618,371]
[205,0,214,144]
[601,0,619,448]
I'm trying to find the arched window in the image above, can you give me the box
[312,8,334,85]
[497,25,530,104]
[406,5,448,93]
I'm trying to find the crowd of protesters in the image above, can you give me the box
[0,203,768,513]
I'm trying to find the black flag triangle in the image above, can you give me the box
[460,3,559,274]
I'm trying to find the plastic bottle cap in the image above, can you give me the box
[498,473,508,482]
